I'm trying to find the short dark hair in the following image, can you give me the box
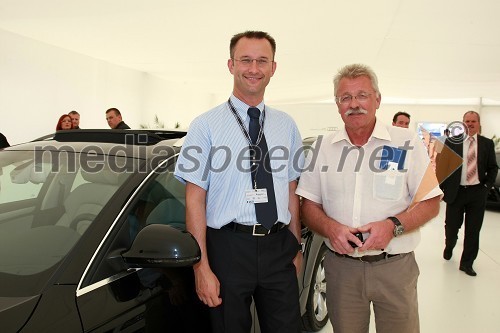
[230,31,276,60]
[68,110,79,116]
[463,110,480,123]
[106,108,121,116]
[393,111,411,123]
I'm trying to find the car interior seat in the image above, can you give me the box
[56,168,126,234]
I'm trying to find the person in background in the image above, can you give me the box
[174,30,304,333]
[297,63,442,333]
[106,108,130,129]
[436,111,498,276]
[56,114,74,131]
[68,110,81,129]
[392,111,411,128]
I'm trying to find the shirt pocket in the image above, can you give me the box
[373,170,405,201]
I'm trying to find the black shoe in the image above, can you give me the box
[459,266,477,277]
[443,247,453,260]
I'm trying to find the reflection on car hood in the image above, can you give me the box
[0,295,40,332]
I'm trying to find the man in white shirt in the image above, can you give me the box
[297,63,442,333]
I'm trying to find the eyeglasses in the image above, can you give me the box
[336,93,372,104]
[233,57,272,67]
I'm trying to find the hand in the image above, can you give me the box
[193,264,222,307]
[357,219,393,252]
[326,222,363,254]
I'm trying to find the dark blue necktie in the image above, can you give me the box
[247,107,278,230]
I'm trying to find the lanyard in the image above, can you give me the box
[227,99,265,147]
[227,99,267,189]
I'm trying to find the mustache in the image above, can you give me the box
[344,108,368,116]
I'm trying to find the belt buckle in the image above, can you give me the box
[357,255,373,263]
[357,253,386,263]
[252,223,269,236]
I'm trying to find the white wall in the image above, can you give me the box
[0,29,146,144]
[141,74,231,130]
[0,29,234,144]
[2,28,499,146]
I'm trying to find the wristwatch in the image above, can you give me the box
[388,216,404,237]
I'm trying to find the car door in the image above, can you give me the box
[75,160,210,332]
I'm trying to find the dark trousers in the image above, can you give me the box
[444,185,489,267]
[206,226,301,333]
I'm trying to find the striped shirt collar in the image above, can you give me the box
[229,95,265,121]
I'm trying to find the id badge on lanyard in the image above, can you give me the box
[245,188,269,203]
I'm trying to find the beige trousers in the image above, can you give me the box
[325,251,420,333]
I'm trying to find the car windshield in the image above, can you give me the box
[0,149,135,296]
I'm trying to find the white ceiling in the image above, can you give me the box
[1,0,500,104]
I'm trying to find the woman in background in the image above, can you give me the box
[56,114,74,131]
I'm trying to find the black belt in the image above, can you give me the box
[222,222,286,236]
[330,249,401,263]
[459,184,481,189]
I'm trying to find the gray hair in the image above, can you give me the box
[333,64,380,97]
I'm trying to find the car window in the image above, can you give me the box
[126,162,186,239]
[0,150,134,296]
[69,168,89,191]
[0,162,46,204]
[84,160,186,287]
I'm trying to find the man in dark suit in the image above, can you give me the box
[106,108,130,129]
[436,111,498,276]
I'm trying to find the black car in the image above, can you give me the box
[0,130,328,332]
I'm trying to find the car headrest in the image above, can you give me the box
[10,162,51,184]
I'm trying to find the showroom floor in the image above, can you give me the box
[314,202,500,333]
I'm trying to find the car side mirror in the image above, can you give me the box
[122,224,201,268]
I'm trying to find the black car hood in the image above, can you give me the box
[0,295,40,332]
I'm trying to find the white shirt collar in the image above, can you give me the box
[330,119,391,145]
